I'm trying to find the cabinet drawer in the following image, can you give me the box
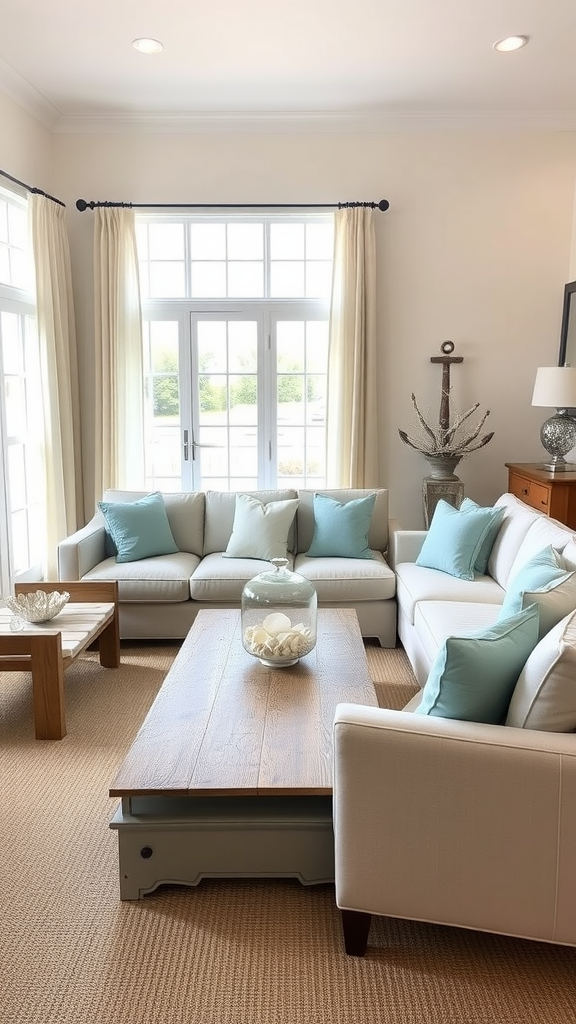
[510,474,550,513]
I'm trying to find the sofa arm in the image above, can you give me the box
[57,516,107,580]
[333,704,576,946]
[388,528,427,568]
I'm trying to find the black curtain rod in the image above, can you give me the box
[0,168,65,208]
[76,198,389,212]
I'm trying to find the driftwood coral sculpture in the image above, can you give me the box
[399,341,494,460]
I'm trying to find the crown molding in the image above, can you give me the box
[52,108,576,135]
[1,66,575,136]
[0,57,60,129]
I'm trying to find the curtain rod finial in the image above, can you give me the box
[378,199,390,211]
[76,199,88,211]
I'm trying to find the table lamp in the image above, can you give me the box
[531,366,576,471]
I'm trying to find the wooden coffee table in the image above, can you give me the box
[109,607,377,899]
[0,581,119,740]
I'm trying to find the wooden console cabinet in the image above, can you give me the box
[505,463,576,530]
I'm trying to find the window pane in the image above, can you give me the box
[10,508,30,574]
[8,204,28,249]
[227,223,263,260]
[148,223,185,259]
[0,244,9,284]
[229,375,257,423]
[305,321,329,371]
[228,261,263,298]
[199,374,227,421]
[8,444,26,507]
[143,321,181,491]
[270,261,305,298]
[191,223,226,259]
[149,261,185,297]
[191,261,226,297]
[1,311,22,373]
[306,222,334,259]
[228,321,258,372]
[198,322,227,372]
[270,223,304,259]
[306,260,332,298]
[5,377,25,436]
[277,427,305,477]
[277,375,304,421]
[277,322,304,371]
[229,426,258,475]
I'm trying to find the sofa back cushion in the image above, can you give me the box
[487,494,541,588]
[203,489,298,555]
[296,488,389,554]
[101,489,205,557]
[506,609,576,731]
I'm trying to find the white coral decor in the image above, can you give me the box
[244,611,314,661]
[5,590,70,623]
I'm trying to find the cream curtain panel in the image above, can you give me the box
[326,207,379,488]
[30,194,83,578]
[93,208,144,496]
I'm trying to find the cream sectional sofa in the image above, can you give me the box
[333,492,576,954]
[57,487,397,645]
[390,491,576,687]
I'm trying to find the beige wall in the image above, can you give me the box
[0,91,54,190]
[5,95,576,527]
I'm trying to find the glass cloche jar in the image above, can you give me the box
[241,558,317,667]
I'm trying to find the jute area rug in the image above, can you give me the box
[1,640,576,1024]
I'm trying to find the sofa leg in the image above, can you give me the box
[341,909,371,956]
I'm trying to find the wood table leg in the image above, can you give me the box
[30,634,66,740]
[98,614,120,668]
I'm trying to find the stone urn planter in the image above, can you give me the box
[423,454,463,480]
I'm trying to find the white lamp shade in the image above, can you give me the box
[532,366,576,408]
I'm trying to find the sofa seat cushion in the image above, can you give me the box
[293,551,395,601]
[395,562,504,623]
[190,552,295,602]
[82,552,200,602]
[414,600,502,667]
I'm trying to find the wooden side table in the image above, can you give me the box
[505,463,576,530]
[0,580,120,740]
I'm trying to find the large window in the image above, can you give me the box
[0,186,42,597]
[136,213,333,492]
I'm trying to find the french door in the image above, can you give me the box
[142,306,328,493]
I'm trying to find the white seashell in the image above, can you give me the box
[262,612,292,636]
[5,589,70,623]
[251,627,270,646]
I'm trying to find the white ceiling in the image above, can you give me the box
[2,0,576,133]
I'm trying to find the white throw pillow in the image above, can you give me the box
[223,494,300,561]
[506,609,576,731]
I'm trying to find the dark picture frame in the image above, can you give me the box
[558,280,576,368]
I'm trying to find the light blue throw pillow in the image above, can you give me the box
[306,492,376,559]
[98,491,179,563]
[415,499,500,581]
[498,545,576,640]
[459,498,505,574]
[414,604,540,723]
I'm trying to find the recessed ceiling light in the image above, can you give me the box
[493,35,529,53]
[132,38,164,55]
